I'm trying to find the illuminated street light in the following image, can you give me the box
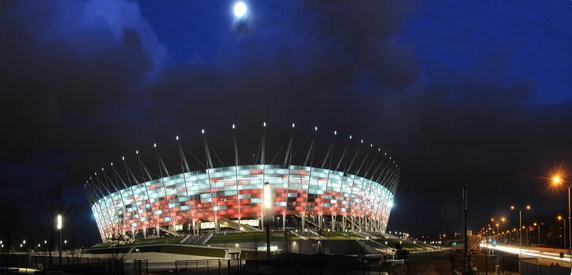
[550,173,572,275]
[56,214,63,230]
[56,214,63,266]
[263,182,271,257]
[510,204,532,254]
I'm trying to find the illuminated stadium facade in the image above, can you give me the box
[85,124,399,242]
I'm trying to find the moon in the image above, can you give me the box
[233,2,248,18]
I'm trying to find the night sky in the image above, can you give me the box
[1,0,572,245]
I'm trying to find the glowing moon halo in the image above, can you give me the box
[233,2,248,18]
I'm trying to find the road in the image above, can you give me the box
[481,243,572,267]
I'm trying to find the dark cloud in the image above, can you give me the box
[1,0,571,243]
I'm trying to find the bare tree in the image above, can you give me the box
[36,179,78,268]
[0,199,22,269]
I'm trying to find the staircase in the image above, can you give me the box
[218,218,261,232]
[353,231,375,239]
[290,229,324,240]
[159,226,182,237]
[180,231,214,245]
[194,231,214,245]
[294,214,321,230]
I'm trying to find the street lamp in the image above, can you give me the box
[552,174,572,275]
[263,182,272,257]
[491,217,507,242]
[559,215,567,249]
[533,222,543,245]
[510,204,531,257]
[56,213,63,267]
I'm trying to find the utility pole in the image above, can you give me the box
[462,186,469,273]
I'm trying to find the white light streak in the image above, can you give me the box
[263,182,271,209]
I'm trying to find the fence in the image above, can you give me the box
[175,259,242,274]
[476,250,572,275]
[2,254,404,274]
[0,254,148,274]
[520,259,571,275]
[240,258,405,275]
[174,257,403,275]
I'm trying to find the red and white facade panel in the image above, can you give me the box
[91,165,394,239]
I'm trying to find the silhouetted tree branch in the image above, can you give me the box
[35,178,78,268]
[0,199,22,269]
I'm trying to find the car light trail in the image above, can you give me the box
[480,243,570,262]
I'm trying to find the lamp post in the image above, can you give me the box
[490,217,506,242]
[263,182,271,257]
[56,214,63,267]
[552,175,572,275]
[559,216,567,249]
[533,222,542,245]
[510,204,531,253]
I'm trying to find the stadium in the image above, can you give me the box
[85,124,399,242]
